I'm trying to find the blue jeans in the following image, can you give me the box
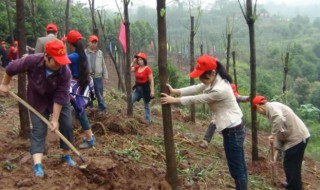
[222,124,247,190]
[93,77,106,111]
[30,103,74,154]
[76,110,90,131]
[132,87,151,123]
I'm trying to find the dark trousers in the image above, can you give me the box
[284,138,309,190]
[204,123,216,142]
[30,103,74,154]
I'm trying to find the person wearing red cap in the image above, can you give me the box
[199,83,250,149]
[85,35,108,112]
[35,23,58,53]
[66,30,96,149]
[130,52,155,124]
[8,40,19,61]
[0,40,76,177]
[161,54,247,189]
[253,95,310,190]
[0,41,9,68]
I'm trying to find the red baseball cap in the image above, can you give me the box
[189,54,217,78]
[252,96,267,107]
[231,83,239,96]
[66,30,82,44]
[134,52,147,60]
[45,40,70,65]
[89,35,99,42]
[46,23,58,32]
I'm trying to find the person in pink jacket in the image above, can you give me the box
[253,95,310,190]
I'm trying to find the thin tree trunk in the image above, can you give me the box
[88,0,98,35]
[65,0,70,35]
[232,51,238,87]
[6,0,14,44]
[226,33,231,73]
[283,52,289,93]
[28,0,37,41]
[157,0,179,189]
[246,0,258,161]
[200,44,206,113]
[124,0,133,116]
[16,0,30,139]
[189,16,195,123]
[97,10,125,92]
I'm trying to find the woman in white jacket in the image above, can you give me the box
[161,54,247,190]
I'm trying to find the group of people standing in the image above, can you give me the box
[0,40,19,68]
[0,23,109,177]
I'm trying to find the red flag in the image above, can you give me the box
[118,22,127,53]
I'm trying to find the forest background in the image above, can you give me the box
[0,0,320,160]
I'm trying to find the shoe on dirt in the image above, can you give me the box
[62,154,77,167]
[199,140,209,149]
[33,163,44,177]
[79,136,96,149]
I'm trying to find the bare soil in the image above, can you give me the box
[0,58,319,190]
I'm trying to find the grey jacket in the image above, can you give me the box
[85,48,108,79]
[265,102,310,151]
[179,74,243,132]
[34,34,57,53]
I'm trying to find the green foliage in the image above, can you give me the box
[305,120,320,160]
[293,77,310,105]
[115,145,141,161]
[297,104,320,121]
[308,82,320,109]
[152,61,188,97]
[131,20,155,53]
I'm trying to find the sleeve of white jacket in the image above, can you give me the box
[180,88,224,105]
[180,83,206,96]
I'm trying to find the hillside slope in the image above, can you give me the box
[0,59,319,189]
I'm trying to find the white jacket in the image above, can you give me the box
[265,102,310,151]
[179,74,243,132]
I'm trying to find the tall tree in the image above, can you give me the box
[225,17,233,73]
[282,52,290,93]
[28,0,37,41]
[5,0,14,44]
[123,0,133,116]
[189,16,195,122]
[65,0,70,35]
[238,0,259,161]
[232,51,238,87]
[157,0,179,189]
[88,0,98,35]
[188,1,202,123]
[16,0,30,139]
[97,10,125,92]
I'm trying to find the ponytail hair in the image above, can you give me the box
[74,40,90,92]
[216,61,232,83]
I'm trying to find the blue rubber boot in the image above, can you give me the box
[79,135,96,149]
[61,154,77,167]
[33,163,44,177]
